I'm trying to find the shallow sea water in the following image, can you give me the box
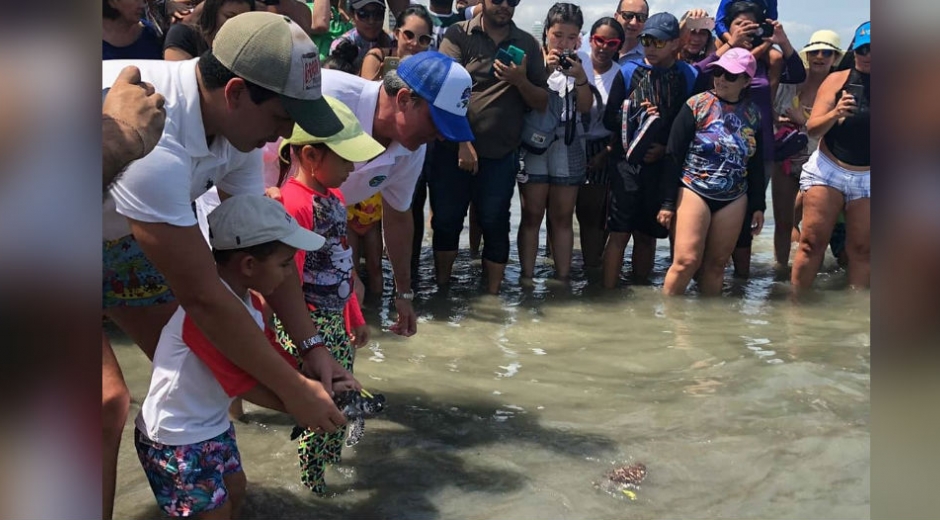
[113,196,869,519]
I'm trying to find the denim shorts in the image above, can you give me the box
[522,130,586,186]
[102,234,174,308]
[799,149,870,202]
[134,424,242,517]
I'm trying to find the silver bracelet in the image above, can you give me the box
[298,333,326,356]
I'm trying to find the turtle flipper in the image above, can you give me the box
[345,416,365,447]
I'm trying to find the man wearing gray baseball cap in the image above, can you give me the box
[101,11,355,519]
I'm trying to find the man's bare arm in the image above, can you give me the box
[129,219,346,432]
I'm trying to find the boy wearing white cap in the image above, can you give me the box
[134,194,330,518]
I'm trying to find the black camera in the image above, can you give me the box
[558,49,575,70]
[751,21,775,46]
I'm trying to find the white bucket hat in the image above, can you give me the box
[799,29,844,65]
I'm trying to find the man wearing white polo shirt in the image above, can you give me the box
[319,51,474,336]
[101,12,356,519]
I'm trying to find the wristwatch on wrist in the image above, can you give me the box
[395,290,415,301]
[298,333,326,356]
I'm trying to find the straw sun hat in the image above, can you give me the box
[799,29,844,65]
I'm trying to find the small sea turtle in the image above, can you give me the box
[594,462,647,501]
[290,390,387,446]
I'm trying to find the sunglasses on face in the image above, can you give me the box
[639,35,668,49]
[617,11,648,23]
[401,29,432,47]
[807,49,835,58]
[491,0,521,7]
[712,67,743,82]
[591,35,622,50]
[355,8,385,21]
[854,44,871,56]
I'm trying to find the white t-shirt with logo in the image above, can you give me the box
[584,59,621,140]
[102,59,263,241]
[320,69,427,212]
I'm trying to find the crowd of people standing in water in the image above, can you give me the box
[102,0,869,517]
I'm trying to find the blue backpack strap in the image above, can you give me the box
[677,61,699,97]
[619,59,645,96]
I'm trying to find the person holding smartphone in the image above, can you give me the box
[359,4,434,80]
[677,9,716,64]
[791,21,870,294]
[431,0,548,294]
[697,1,805,279]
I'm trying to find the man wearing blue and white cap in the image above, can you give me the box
[319,51,473,337]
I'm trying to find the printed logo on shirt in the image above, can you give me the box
[302,52,321,91]
[458,87,471,111]
[368,175,387,188]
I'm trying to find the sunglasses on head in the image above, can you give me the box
[712,67,743,82]
[401,29,433,46]
[591,34,622,50]
[355,8,385,21]
[491,0,521,6]
[639,35,669,49]
[617,11,648,23]
[807,49,835,58]
[854,44,871,56]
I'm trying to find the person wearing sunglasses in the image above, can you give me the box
[661,48,765,296]
[329,0,394,63]
[432,0,549,294]
[791,21,870,295]
[700,1,804,279]
[600,12,703,289]
[359,4,434,80]
[575,16,626,269]
[612,0,649,65]
[770,29,843,272]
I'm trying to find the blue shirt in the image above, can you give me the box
[103,19,163,60]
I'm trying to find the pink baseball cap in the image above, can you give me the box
[706,47,757,78]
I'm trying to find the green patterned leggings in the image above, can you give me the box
[275,309,354,494]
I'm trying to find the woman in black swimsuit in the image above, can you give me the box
[661,48,766,296]
[791,21,870,294]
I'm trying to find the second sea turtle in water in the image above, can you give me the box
[594,462,647,501]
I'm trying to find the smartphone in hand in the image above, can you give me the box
[493,45,525,76]
[845,83,866,101]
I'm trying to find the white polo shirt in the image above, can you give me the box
[102,59,263,241]
[320,69,426,212]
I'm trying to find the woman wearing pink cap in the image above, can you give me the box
[661,48,766,296]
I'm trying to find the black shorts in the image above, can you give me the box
[607,160,670,239]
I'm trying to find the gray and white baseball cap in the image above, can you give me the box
[212,11,343,137]
[208,195,325,252]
